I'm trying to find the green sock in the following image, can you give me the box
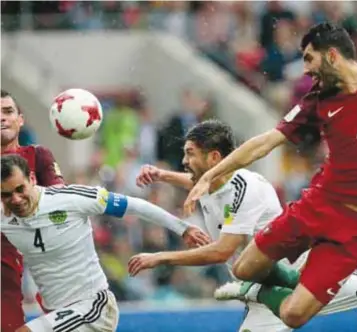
[262,262,300,289]
[257,285,293,318]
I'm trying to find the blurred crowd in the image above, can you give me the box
[6,1,356,304]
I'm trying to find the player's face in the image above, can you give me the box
[303,43,341,91]
[182,141,209,183]
[1,167,37,217]
[183,140,218,184]
[1,96,24,146]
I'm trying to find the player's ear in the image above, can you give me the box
[18,113,24,128]
[209,150,222,165]
[29,171,37,186]
[326,48,338,66]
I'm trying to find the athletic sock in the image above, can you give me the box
[257,285,293,317]
[262,262,300,289]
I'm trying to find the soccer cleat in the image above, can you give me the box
[214,281,262,302]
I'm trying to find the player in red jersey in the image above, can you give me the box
[1,89,64,332]
[184,23,357,328]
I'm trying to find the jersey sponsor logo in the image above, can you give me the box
[49,210,67,225]
[327,106,343,118]
[98,188,109,207]
[284,104,301,122]
[223,204,233,225]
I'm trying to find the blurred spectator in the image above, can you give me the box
[19,125,37,146]
[158,88,214,171]
[148,266,188,304]
[259,1,296,50]
[100,92,139,168]
[163,1,190,40]
[138,107,158,165]
[261,19,302,111]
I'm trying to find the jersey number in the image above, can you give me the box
[34,229,45,252]
[54,310,75,321]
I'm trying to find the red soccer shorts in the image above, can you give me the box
[1,264,25,331]
[255,188,357,304]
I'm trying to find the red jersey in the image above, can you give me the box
[277,90,357,205]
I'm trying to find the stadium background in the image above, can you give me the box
[1,1,357,331]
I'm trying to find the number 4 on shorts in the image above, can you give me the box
[55,310,75,321]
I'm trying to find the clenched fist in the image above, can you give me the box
[136,164,162,188]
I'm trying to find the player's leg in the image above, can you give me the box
[233,207,308,287]
[232,239,275,281]
[258,241,357,328]
[25,290,119,332]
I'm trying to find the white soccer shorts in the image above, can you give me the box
[26,290,119,332]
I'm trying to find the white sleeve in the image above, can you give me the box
[62,185,109,215]
[220,174,265,236]
[124,196,190,236]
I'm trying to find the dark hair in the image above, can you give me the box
[185,119,235,157]
[1,89,21,114]
[301,22,356,60]
[1,89,11,98]
[1,154,30,181]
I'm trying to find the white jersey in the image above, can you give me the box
[1,185,112,310]
[196,169,284,270]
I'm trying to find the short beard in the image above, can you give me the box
[319,56,342,94]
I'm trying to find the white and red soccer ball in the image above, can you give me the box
[49,88,103,140]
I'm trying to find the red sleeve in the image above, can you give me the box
[35,146,65,186]
[276,92,321,146]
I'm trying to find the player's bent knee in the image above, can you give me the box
[280,305,310,329]
[233,259,254,281]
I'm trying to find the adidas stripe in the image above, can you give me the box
[230,174,247,213]
[45,185,98,199]
[53,290,108,332]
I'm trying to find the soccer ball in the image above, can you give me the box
[49,88,103,140]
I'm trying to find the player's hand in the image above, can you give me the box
[128,253,161,276]
[136,164,162,188]
[183,174,211,216]
[182,226,211,248]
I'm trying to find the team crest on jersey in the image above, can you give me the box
[223,204,233,225]
[49,210,67,224]
[98,188,109,207]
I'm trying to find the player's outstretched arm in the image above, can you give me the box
[136,164,194,190]
[128,233,245,276]
[104,192,210,247]
[184,129,286,215]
